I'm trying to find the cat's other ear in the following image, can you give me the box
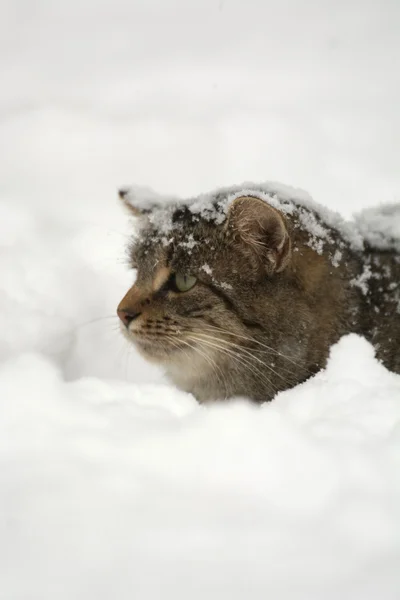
[226,196,291,273]
[118,188,151,217]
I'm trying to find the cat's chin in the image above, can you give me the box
[121,328,219,384]
[124,334,191,367]
[130,339,178,364]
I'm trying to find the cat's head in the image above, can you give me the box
[117,188,292,397]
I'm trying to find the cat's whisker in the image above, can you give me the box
[167,335,228,397]
[150,327,278,392]
[70,315,120,333]
[112,336,133,382]
[166,335,194,368]
[187,334,279,396]
[189,330,294,382]
[189,337,278,398]
[186,335,247,390]
[37,314,122,356]
[197,322,311,373]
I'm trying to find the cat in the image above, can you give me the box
[117,183,400,403]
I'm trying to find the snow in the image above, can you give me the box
[123,181,358,250]
[350,264,374,296]
[1,0,400,598]
[123,181,400,262]
[332,249,343,268]
[201,263,213,275]
[2,337,400,600]
[355,204,400,253]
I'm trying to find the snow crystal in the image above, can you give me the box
[201,263,213,275]
[297,205,332,241]
[200,263,234,292]
[306,236,325,255]
[331,249,343,268]
[161,236,174,247]
[350,264,373,295]
[180,233,198,250]
[219,281,233,290]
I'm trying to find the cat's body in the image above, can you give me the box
[117,184,400,403]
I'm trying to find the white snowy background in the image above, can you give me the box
[1,1,400,599]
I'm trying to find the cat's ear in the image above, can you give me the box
[226,196,291,273]
[118,188,151,217]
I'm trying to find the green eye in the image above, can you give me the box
[173,273,197,292]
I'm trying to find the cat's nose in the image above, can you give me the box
[117,308,141,328]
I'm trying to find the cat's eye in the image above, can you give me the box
[173,273,197,292]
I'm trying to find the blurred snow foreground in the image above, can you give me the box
[1,193,400,600]
[2,338,400,599]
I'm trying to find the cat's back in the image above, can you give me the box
[353,204,400,373]
[288,199,400,374]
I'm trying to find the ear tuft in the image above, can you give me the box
[227,196,291,273]
[118,188,149,217]
[118,188,127,199]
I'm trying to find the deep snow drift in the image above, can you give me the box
[1,336,400,600]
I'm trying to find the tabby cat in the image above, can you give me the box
[117,184,400,403]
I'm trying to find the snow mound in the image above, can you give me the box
[355,204,400,252]
[1,334,400,600]
[0,199,164,383]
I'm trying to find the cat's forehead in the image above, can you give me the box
[132,208,222,273]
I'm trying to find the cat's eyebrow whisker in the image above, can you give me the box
[187,334,280,396]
